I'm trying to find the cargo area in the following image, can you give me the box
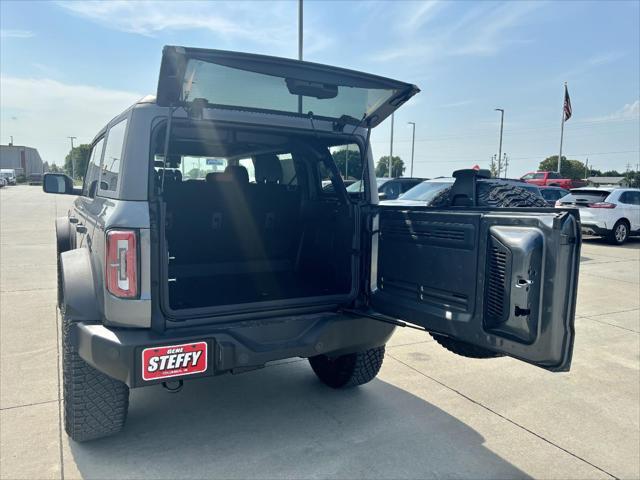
[153,120,359,313]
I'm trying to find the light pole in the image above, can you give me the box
[298,0,303,61]
[407,121,416,177]
[388,113,394,177]
[68,136,77,180]
[495,108,504,178]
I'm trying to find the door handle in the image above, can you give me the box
[69,217,79,224]
[76,225,87,234]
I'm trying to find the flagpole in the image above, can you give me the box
[557,81,567,174]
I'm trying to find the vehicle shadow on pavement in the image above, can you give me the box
[69,360,529,479]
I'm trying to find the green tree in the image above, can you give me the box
[64,144,91,180]
[538,155,586,180]
[49,164,62,173]
[601,170,622,176]
[331,148,362,180]
[375,156,405,178]
[187,168,204,179]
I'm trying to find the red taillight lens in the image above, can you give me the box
[588,202,616,209]
[106,230,138,298]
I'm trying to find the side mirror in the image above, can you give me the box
[378,192,387,200]
[42,173,76,195]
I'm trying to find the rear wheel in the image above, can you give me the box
[62,306,129,442]
[607,220,629,245]
[429,180,547,359]
[309,346,385,388]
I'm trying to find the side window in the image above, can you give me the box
[382,181,401,200]
[521,173,533,180]
[82,138,104,198]
[548,172,560,179]
[278,154,297,186]
[533,173,546,179]
[238,158,256,182]
[620,191,640,205]
[99,119,128,194]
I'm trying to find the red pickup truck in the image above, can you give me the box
[520,171,587,189]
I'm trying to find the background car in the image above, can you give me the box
[0,177,6,188]
[0,169,17,185]
[346,177,425,200]
[539,185,569,206]
[556,187,640,244]
[384,177,545,206]
[322,178,356,192]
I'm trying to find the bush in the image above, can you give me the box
[16,175,26,184]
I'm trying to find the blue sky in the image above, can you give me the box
[1,0,638,177]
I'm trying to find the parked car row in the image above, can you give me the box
[381,177,638,245]
[0,168,17,187]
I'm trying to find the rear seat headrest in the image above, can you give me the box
[224,165,249,185]
[254,154,282,184]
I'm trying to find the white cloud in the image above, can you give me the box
[372,1,541,63]
[587,100,640,122]
[0,29,35,38]
[56,1,331,56]
[0,76,142,165]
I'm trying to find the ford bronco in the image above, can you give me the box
[43,46,581,441]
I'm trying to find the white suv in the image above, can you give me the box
[557,187,640,244]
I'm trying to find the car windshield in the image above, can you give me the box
[398,181,453,201]
[182,59,401,122]
[346,178,389,193]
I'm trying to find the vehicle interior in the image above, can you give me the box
[151,119,361,313]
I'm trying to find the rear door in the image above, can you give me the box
[369,206,580,371]
[156,46,419,127]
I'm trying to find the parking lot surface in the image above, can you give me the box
[1,185,638,480]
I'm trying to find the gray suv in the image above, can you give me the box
[44,46,581,442]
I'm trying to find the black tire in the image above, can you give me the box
[429,180,549,208]
[607,219,629,245]
[428,180,546,359]
[430,334,503,359]
[62,306,129,442]
[309,346,385,389]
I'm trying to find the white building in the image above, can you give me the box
[0,145,45,177]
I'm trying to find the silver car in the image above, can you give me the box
[43,46,581,441]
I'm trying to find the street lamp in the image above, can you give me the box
[495,108,504,178]
[407,122,416,177]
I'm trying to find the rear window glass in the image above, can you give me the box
[562,191,610,203]
[100,119,128,193]
[182,60,400,121]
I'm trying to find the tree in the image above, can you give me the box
[538,155,587,180]
[64,144,92,180]
[49,164,62,173]
[375,156,405,178]
[331,148,362,179]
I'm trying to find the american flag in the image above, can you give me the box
[563,84,572,121]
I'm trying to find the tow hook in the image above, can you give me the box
[162,380,184,393]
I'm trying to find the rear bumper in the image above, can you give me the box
[71,312,395,388]
[581,222,608,236]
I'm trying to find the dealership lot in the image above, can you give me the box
[1,186,638,479]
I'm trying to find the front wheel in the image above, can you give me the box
[309,346,385,389]
[607,220,629,245]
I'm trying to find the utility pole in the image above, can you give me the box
[584,158,589,179]
[68,136,77,180]
[495,108,504,178]
[388,113,394,177]
[344,144,349,178]
[9,136,13,146]
[490,154,497,177]
[407,121,416,177]
[298,0,303,60]
[503,153,509,178]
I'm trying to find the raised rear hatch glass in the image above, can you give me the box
[157,46,419,127]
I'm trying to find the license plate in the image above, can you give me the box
[141,342,208,381]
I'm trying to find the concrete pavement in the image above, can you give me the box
[1,186,638,479]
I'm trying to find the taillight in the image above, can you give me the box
[588,202,616,209]
[106,230,138,298]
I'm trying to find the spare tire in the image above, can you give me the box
[428,180,547,359]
